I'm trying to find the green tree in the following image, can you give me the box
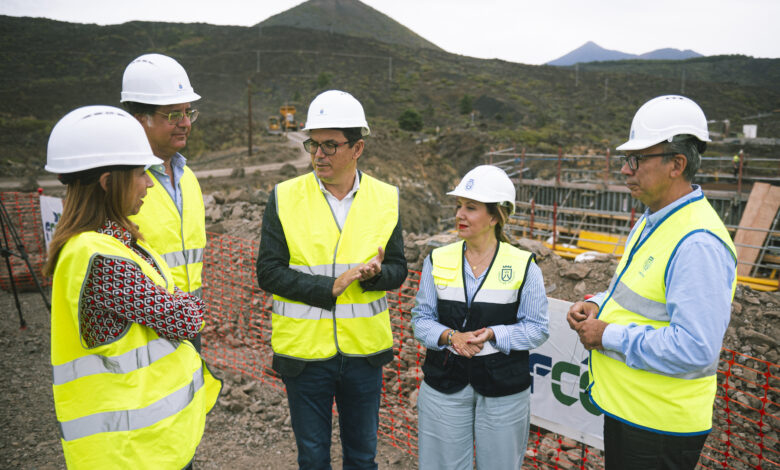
[398,109,423,132]
[317,72,331,89]
[459,94,473,115]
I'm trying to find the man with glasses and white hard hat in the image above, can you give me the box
[567,95,737,470]
[256,90,407,469]
[121,53,207,351]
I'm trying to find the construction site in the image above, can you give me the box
[1,1,779,467]
[1,134,778,469]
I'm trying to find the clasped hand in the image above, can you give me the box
[331,247,385,297]
[566,301,607,351]
[451,327,494,358]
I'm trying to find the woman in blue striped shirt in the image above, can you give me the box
[411,165,549,470]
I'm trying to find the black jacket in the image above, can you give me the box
[256,171,407,374]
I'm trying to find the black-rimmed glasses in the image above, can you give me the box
[156,109,199,124]
[620,152,677,171]
[303,139,352,156]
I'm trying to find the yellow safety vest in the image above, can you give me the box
[51,231,221,469]
[272,172,398,360]
[130,166,206,296]
[590,195,736,434]
[424,240,535,396]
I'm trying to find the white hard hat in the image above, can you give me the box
[447,165,516,214]
[120,53,201,105]
[617,95,710,151]
[302,90,370,136]
[46,105,162,174]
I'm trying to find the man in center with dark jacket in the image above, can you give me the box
[256,90,407,470]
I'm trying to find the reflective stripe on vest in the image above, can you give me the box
[273,297,388,320]
[590,195,736,434]
[435,286,520,304]
[60,366,205,441]
[52,337,177,385]
[272,172,398,359]
[50,231,220,468]
[161,247,204,269]
[130,165,206,293]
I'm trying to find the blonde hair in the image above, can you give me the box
[44,169,143,276]
[487,202,511,244]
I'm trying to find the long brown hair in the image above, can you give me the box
[487,202,512,244]
[44,168,143,276]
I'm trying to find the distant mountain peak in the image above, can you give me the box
[547,41,702,66]
[259,0,441,50]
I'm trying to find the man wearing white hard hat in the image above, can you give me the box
[256,90,407,469]
[120,53,207,352]
[411,165,549,470]
[44,106,220,469]
[567,95,737,469]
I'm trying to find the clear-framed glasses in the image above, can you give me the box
[303,139,352,156]
[620,152,676,171]
[156,109,199,124]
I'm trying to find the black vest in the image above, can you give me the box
[422,246,533,397]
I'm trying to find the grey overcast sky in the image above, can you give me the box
[2,0,778,65]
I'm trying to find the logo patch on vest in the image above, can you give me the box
[639,256,654,277]
[500,265,513,283]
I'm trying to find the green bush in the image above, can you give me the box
[398,108,423,132]
[459,94,473,115]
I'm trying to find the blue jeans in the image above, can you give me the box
[282,355,382,470]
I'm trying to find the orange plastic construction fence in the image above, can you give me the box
[0,192,50,292]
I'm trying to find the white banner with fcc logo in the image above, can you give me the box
[529,297,604,450]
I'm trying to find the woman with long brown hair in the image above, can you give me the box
[411,165,549,470]
[45,105,220,469]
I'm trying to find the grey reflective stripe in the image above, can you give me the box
[59,366,205,441]
[474,288,519,304]
[273,297,388,320]
[190,287,203,298]
[611,281,670,322]
[334,297,388,319]
[599,350,718,380]
[435,286,465,302]
[52,338,178,386]
[273,299,333,320]
[290,263,359,277]
[436,286,518,304]
[162,248,204,269]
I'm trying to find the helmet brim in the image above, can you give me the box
[446,188,516,215]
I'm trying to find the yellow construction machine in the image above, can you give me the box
[279,105,298,131]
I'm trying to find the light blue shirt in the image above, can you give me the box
[411,246,549,355]
[590,185,736,375]
[148,153,187,214]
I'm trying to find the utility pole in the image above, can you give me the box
[256,50,261,73]
[388,57,392,81]
[575,64,579,87]
[247,79,253,157]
